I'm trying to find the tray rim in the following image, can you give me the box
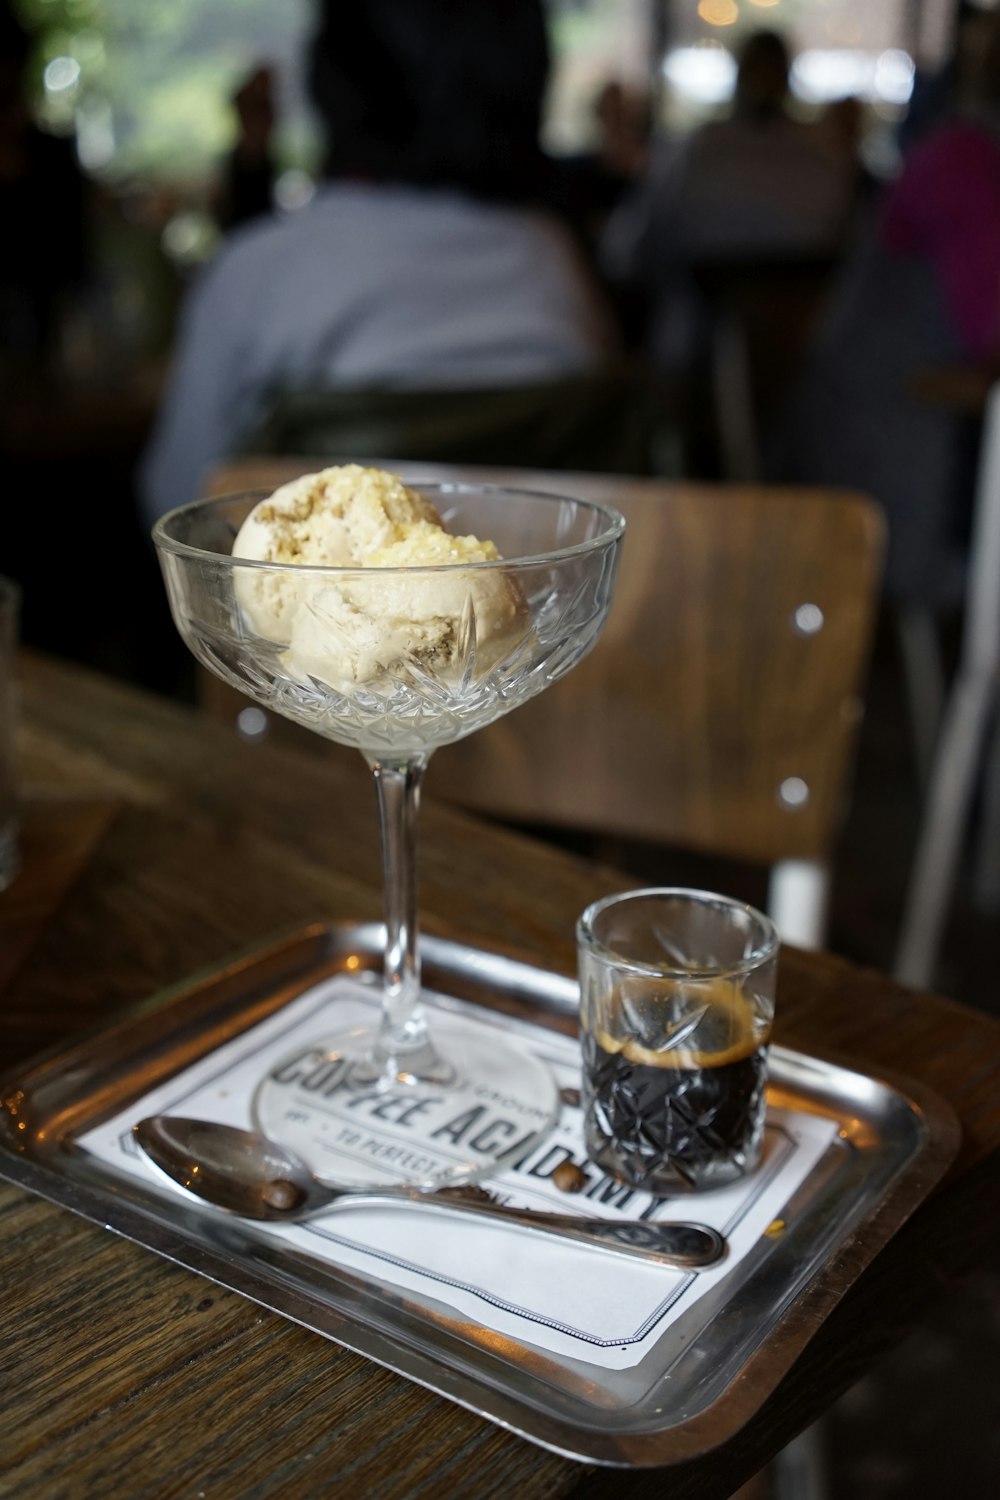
[0,920,963,1468]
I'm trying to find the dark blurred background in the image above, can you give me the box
[0,0,943,695]
[2,3,999,1496]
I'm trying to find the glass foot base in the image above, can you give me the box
[252,1012,559,1189]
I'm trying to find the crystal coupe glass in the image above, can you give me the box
[153,483,624,1187]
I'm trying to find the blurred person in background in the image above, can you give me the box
[600,28,857,380]
[551,77,653,252]
[216,63,277,232]
[775,6,1000,612]
[898,0,1000,155]
[0,0,89,393]
[816,94,881,216]
[548,76,654,348]
[0,1,188,694]
[138,0,619,525]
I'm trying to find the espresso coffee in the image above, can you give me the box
[582,985,770,1192]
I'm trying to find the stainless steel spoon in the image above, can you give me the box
[133,1115,726,1271]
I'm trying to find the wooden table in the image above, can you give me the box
[2,651,1000,1499]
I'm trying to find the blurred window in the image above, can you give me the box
[660,0,920,130]
[14,0,650,187]
[15,1,980,231]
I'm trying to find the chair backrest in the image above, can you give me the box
[238,366,676,478]
[431,475,884,870]
[199,460,885,946]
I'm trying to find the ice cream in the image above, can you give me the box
[231,464,529,690]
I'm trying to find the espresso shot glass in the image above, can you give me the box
[577,887,778,1194]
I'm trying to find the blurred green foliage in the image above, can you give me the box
[15,0,313,186]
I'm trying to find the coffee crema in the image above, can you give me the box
[582,984,770,1192]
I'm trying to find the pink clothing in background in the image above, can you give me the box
[881,121,1000,360]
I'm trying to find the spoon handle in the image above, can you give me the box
[336,1192,726,1269]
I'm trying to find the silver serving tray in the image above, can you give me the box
[0,922,960,1467]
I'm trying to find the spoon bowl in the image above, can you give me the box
[133,1115,727,1271]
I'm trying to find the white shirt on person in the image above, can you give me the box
[138,181,617,525]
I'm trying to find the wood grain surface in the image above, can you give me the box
[2,650,999,1500]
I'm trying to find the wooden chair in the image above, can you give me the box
[199,460,885,951]
[433,474,885,949]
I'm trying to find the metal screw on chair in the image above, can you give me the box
[792,603,825,636]
[237,706,270,741]
[778,777,810,810]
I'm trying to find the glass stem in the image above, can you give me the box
[368,753,451,1082]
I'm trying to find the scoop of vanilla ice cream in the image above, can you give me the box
[231,464,528,690]
[232,464,443,642]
